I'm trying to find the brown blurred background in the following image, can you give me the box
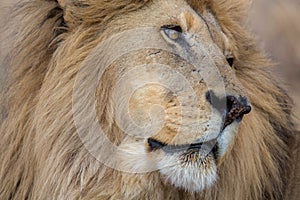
[250,0,300,128]
[1,0,299,127]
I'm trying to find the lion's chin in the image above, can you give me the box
[157,150,217,192]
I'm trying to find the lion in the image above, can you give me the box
[0,0,299,199]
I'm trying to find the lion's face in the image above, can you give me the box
[1,0,296,199]
[75,0,251,192]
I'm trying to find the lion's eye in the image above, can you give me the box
[226,57,234,67]
[161,25,182,40]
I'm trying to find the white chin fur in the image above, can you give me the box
[157,153,217,192]
[217,121,239,157]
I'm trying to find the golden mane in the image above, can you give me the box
[0,0,299,199]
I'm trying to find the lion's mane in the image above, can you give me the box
[0,0,299,199]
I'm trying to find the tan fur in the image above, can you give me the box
[0,0,299,199]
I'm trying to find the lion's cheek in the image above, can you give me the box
[128,84,167,137]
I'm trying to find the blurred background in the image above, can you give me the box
[250,0,300,128]
[1,0,299,127]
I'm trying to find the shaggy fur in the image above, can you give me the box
[0,0,299,199]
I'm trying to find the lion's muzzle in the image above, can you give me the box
[205,90,252,129]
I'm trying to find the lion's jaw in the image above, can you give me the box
[117,111,240,192]
[157,148,218,192]
[158,121,241,192]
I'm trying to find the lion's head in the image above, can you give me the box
[0,0,298,199]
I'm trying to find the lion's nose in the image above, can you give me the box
[224,95,251,127]
[205,90,252,127]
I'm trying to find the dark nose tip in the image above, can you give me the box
[205,91,252,127]
[224,95,251,127]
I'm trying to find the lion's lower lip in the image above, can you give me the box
[147,138,217,154]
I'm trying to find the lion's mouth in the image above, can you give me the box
[147,138,218,157]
